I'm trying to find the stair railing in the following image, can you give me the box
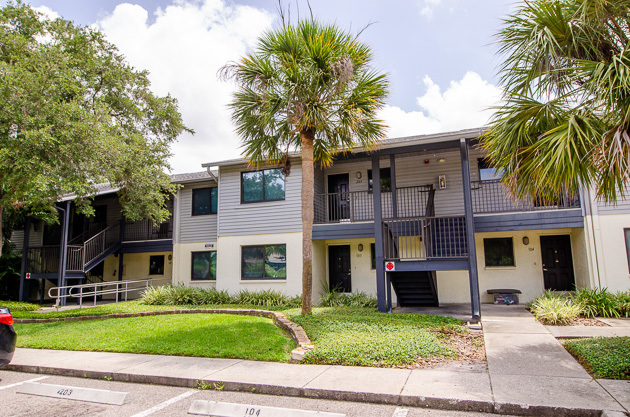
[81,222,121,269]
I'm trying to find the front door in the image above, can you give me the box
[329,245,351,292]
[327,174,350,221]
[540,235,575,291]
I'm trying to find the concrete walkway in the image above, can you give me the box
[6,305,630,416]
[546,317,630,338]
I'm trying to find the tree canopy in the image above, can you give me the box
[0,1,191,253]
[482,0,630,203]
[223,18,388,314]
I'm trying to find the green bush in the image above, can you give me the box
[529,296,582,325]
[317,283,378,308]
[565,337,630,379]
[573,287,620,318]
[0,300,41,312]
[140,285,301,308]
[613,291,630,318]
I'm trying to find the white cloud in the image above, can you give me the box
[33,5,60,21]
[418,0,442,18]
[380,71,502,139]
[96,0,274,173]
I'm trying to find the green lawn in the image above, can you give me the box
[564,337,630,380]
[285,307,468,367]
[14,313,295,362]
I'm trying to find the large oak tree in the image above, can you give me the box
[0,1,191,255]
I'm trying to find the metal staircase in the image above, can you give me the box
[390,271,439,307]
[27,222,121,277]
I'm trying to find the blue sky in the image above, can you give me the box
[12,0,515,173]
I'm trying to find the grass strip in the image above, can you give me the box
[286,307,464,367]
[11,301,290,319]
[0,300,41,312]
[14,313,294,362]
[564,337,630,379]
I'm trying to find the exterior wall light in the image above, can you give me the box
[522,236,530,245]
[358,244,364,252]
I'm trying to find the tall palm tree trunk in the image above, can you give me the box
[300,130,315,315]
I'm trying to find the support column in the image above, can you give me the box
[19,216,31,302]
[117,215,125,302]
[372,156,387,312]
[460,138,481,320]
[390,155,397,219]
[58,201,71,307]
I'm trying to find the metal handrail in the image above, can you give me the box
[48,277,170,310]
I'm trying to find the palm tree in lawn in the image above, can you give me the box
[482,0,630,203]
[222,19,388,315]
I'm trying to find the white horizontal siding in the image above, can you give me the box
[218,164,302,236]
[178,181,218,243]
[597,186,630,215]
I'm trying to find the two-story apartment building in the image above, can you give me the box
[12,127,630,319]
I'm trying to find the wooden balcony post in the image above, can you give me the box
[372,156,387,312]
[19,216,31,302]
[390,155,397,219]
[58,200,71,307]
[460,138,481,321]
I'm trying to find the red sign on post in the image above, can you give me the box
[25,273,31,279]
[385,262,395,271]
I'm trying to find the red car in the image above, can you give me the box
[0,307,16,367]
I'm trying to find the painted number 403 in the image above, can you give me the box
[244,408,261,416]
[56,389,73,396]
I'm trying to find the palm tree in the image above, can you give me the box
[482,0,630,203]
[222,19,388,315]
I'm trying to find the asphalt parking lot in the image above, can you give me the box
[0,370,516,417]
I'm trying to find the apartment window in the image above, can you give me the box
[149,255,165,275]
[484,238,515,267]
[478,158,503,182]
[367,168,391,192]
[625,229,630,273]
[241,169,285,203]
[191,251,216,280]
[192,187,217,215]
[242,244,286,279]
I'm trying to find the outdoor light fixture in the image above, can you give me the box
[356,171,362,179]
[522,236,530,245]
[358,244,364,252]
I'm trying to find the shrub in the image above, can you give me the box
[0,300,41,312]
[565,337,630,379]
[529,296,582,325]
[141,285,301,308]
[613,291,630,318]
[573,287,620,318]
[318,283,378,308]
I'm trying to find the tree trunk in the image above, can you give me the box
[0,205,3,257]
[300,130,315,315]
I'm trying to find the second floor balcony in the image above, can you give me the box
[314,179,580,225]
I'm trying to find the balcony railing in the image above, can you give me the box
[123,219,172,241]
[383,216,467,260]
[314,185,434,224]
[471,180,580,214]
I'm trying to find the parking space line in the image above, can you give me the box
[392,408,409,417]
[0,376,49,391]
[130,390,198,417]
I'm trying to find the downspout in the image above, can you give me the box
[585,188,603,289]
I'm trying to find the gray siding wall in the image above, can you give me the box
[9,222,43,250]
[323,147,486,217]
[597,187,630,215]
[218,163,302,236]
[178,180,218,243]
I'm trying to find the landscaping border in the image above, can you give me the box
[15,309,313,362]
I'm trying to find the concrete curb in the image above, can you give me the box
[6,363,615,417]
[15,309,313,362]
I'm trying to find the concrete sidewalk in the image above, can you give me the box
[546,317,630,338]
[6,305,630,417]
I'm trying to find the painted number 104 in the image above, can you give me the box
[244,408,261,416]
